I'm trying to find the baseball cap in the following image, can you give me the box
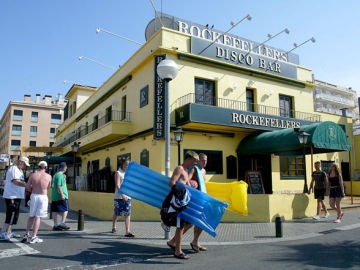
[19,156,30,167]
[38,161,48,168]
[58,162,67,171]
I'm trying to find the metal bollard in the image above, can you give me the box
[275,216,283,238]
[77,209,84,231]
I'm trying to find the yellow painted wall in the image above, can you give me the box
[68,191,317,222]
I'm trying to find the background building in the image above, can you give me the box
[0,93,66,173]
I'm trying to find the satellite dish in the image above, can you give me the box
[145,14,177,41]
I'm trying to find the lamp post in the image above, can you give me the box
[297,130,310,193]
[156,58,179,177]
[174,127,184,165]
[71,142,81,191]
[156,58,178,240]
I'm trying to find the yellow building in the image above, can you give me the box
[54,14,356,222]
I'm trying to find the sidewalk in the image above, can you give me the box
[48,196,360,246]
[1,196,360,247]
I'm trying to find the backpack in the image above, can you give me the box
[160,181,191,227]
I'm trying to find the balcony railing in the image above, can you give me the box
[57,110,131,147]
[172,93,321,122]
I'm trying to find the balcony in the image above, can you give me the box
[314,91,355,107]
[172,93,321,122]
[56,110,131,150]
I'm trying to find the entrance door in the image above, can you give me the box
[238,154,272,194]
[341,162,350,182]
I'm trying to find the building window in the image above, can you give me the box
[50,127,55,138]
[93,115,98,130]
[12,125,22,136]
[121,96,127,120]
[30,126,38,137]
[195,78,215,105]
[49,142,54,147]
[51,113,62,124]
[13,109,23,121]
[140,85,149,108]
[10,140,21,151]
[140,149,149,167]
[280,155,304,179]
[31,111,38,122]
[246,88,255,112]
[29,141,36,147]
[279,95,293,118]
[106,106,112,123]
[185,149,223,174]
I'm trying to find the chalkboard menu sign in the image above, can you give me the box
[245,171,265,194]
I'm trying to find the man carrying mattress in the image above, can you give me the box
[161,150,199,260]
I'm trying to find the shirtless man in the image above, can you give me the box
[166,150,199,259]
[22,161,52,244]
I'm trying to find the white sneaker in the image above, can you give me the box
[312,215,320,220]
[324,212,330,218]
[1,232,10,240]
[21,233,31,243]
[10,232,21,238]
[29,236,43,244]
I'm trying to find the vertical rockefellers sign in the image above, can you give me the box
[153,55,166,139]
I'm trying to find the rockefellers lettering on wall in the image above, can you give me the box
[153,55,166,139]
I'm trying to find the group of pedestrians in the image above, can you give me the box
[0,157,71,244]
[308,161,346,223]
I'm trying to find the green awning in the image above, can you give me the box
[237,121,351,156]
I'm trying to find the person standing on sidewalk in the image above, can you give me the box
[308,161,329,220]
[22,161,52,243]
[328,163,345,223]
[186,153,208,253]
[0,156,30,240]
[165,150,199,260]
[51,162,70,231]
[111,157,134,237]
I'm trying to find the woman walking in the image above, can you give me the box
[328,163,345,223]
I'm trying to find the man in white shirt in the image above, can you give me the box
[0,156,30,240]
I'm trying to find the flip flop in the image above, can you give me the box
[174,252,190,260]
[190,243,207,252]
[167,241,176,250]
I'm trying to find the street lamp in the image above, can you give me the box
[71,142,81,191]
[174,127,184,165]
[156,58,178,240]
[46,151,52,161]
[297,130,310,193]
[156,58,179,177]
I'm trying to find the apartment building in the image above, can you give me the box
[0,94,66,170]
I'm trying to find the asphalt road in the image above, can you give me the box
[1,224,359,270]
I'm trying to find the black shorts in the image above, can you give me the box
[160,209,186,229]
[5,198,22,225]
[314,188,326,200]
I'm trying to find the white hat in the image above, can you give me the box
[38,161,48,168]
[19,156,30,167]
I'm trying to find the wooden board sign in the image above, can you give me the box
[245,171,265,194]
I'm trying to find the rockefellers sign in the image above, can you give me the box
[145,14,299,80]
[231,112,300,129]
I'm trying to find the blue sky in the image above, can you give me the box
[1,0,359,116]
